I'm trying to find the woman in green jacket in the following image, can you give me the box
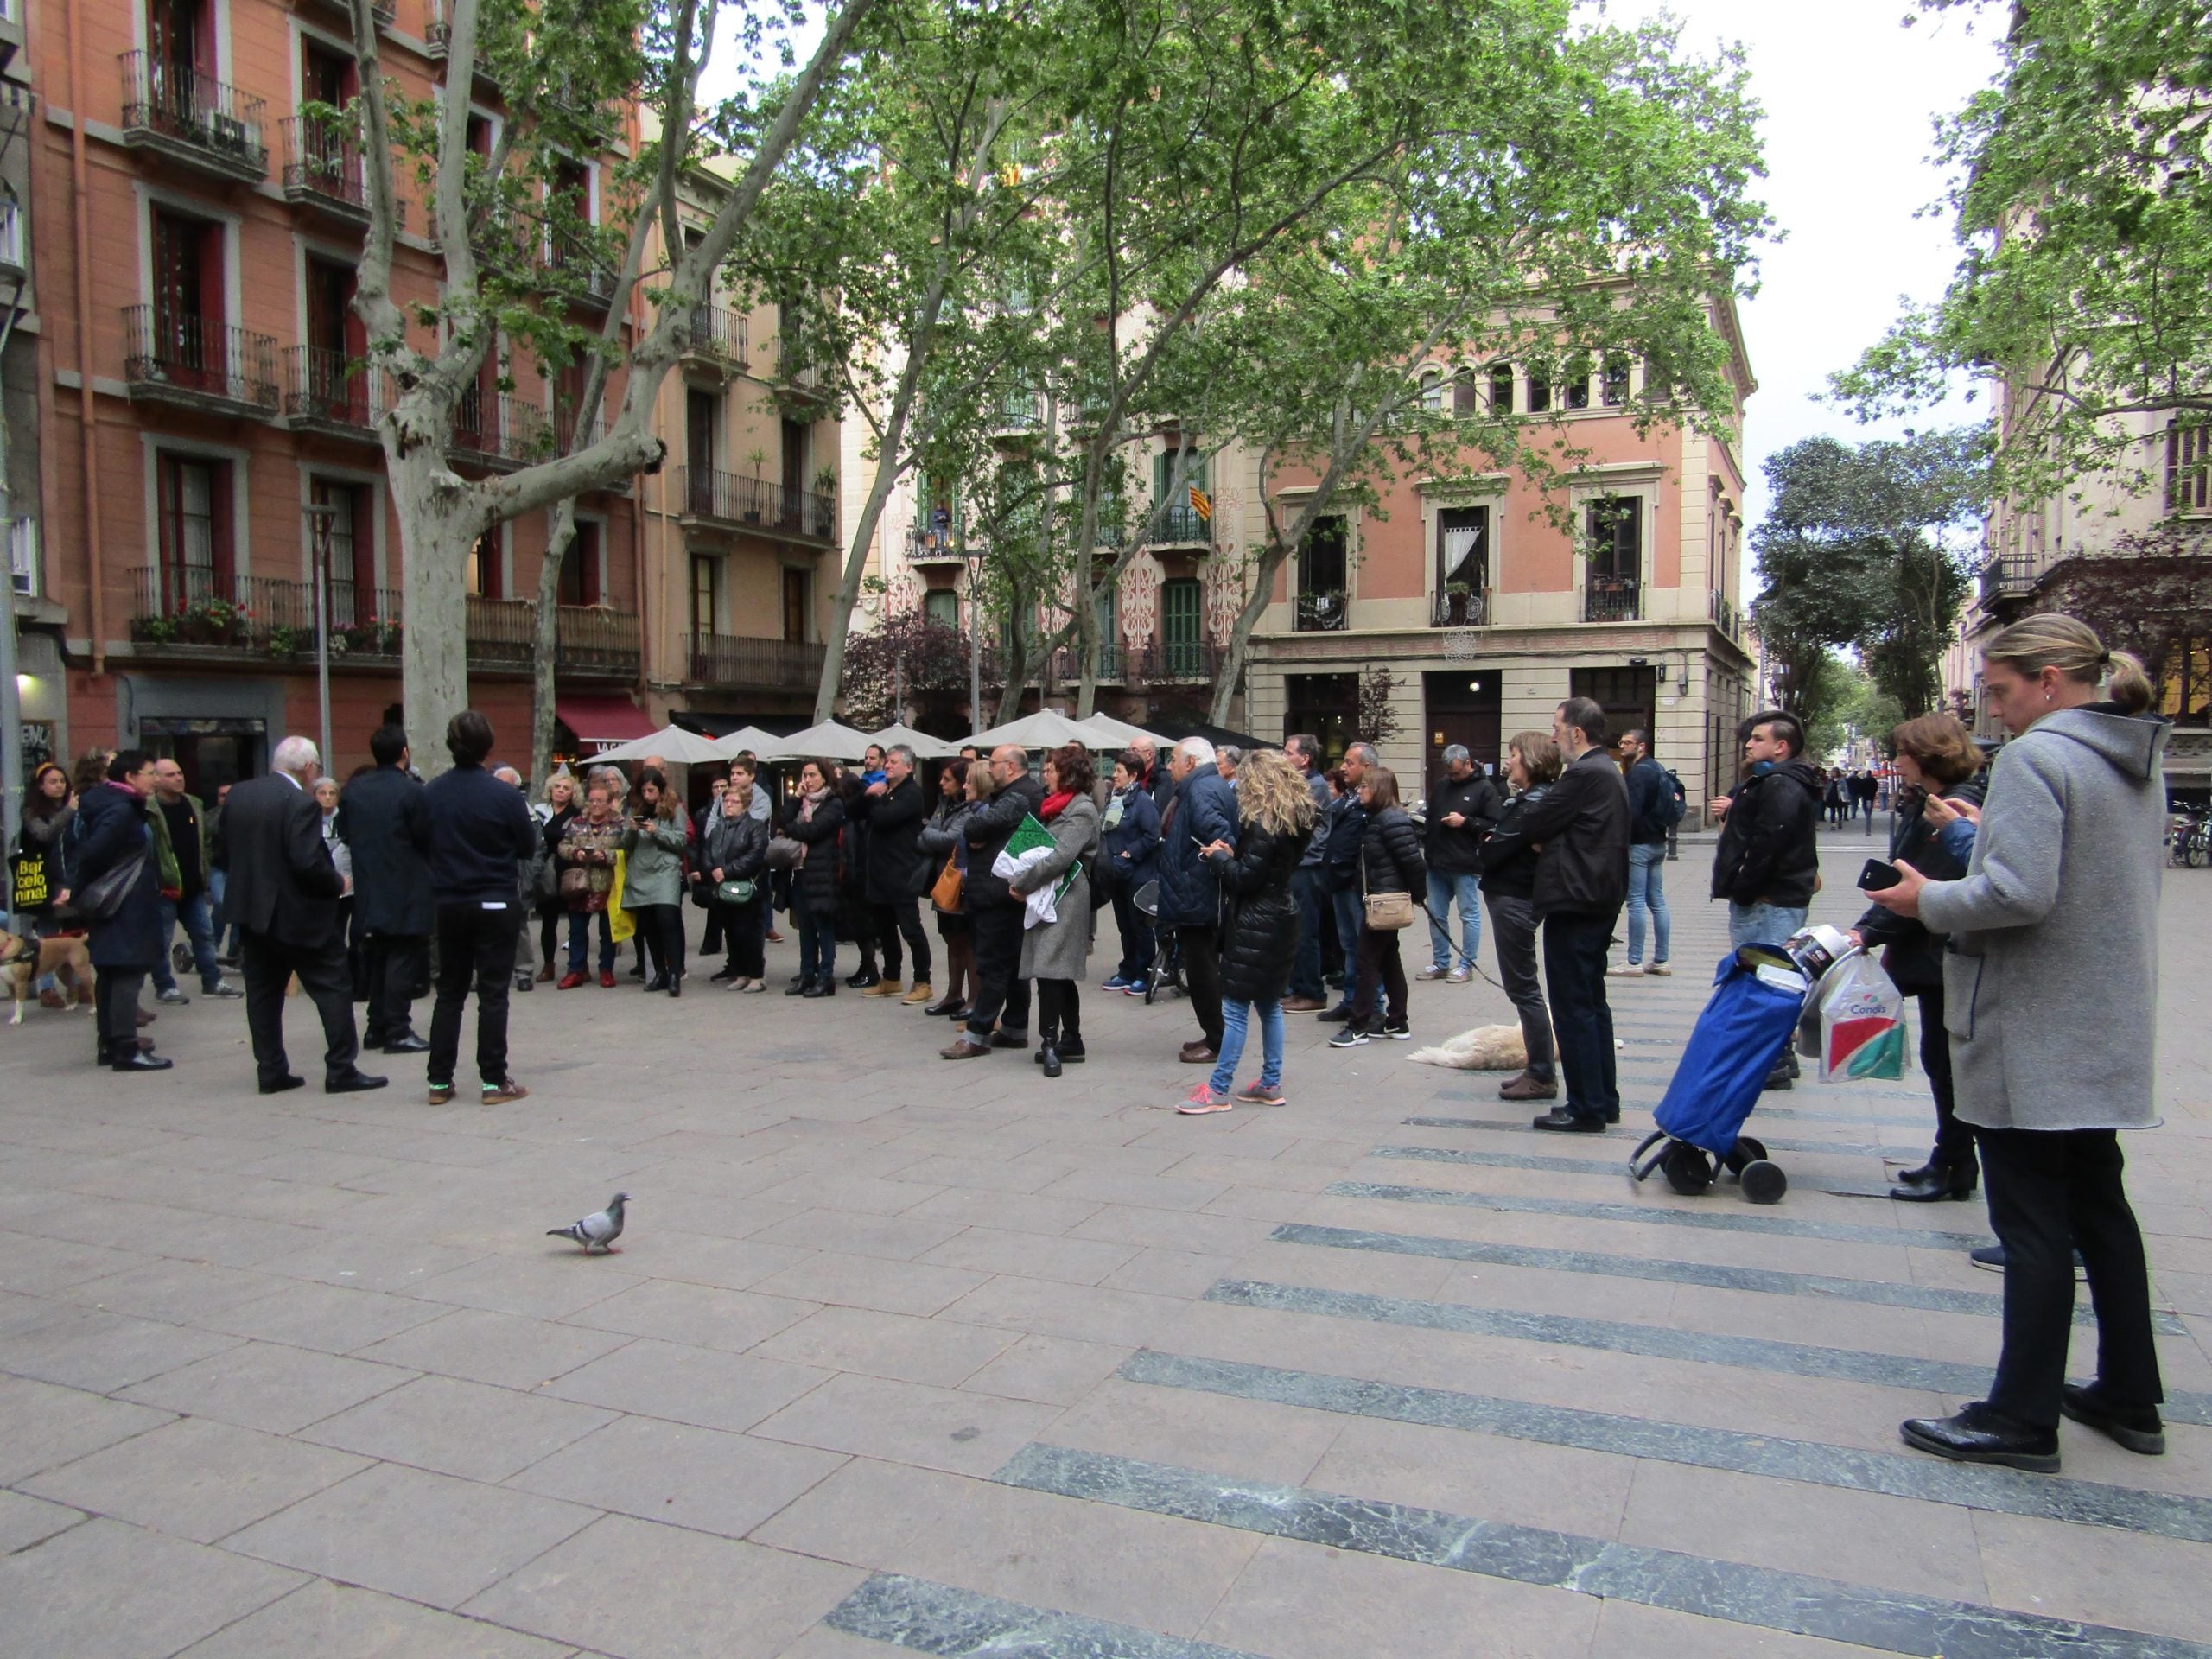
[620,768,690,996]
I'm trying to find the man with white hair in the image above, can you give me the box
[213,735,385,1096]
[1419,742,1499,984]
[1155,735,1238,1062]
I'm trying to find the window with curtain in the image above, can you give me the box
[1437,506,1488,591]
[157,454,225,610]
[689,553,718,636]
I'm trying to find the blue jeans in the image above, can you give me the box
[1211,997,1284,1095]
[566,908,616,974]
[1425,869,1481,971]
[1290,868,1326,1000]
[209,867,238,957]
[798,911,836,983]
[1625,844,1670,965]
[1728,901,1807,950]
[1331,886,1363,1002]
[155,891,221,992]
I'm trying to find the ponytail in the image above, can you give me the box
[2103,650,2154,715]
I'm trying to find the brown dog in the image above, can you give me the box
[1,928,95,1026]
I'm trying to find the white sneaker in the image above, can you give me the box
[1644,963,1673,976]
[1446,968,1471,984]
[1414,966,1449,982]
[1605,963,1645,979]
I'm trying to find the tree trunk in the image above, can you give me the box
[533,501,579,791]
[394,454,476,777]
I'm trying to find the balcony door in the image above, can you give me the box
[1436,505,1488,623]
[1585,495,1642,620]
[1161,576,1201,676]
[563,523,603,607]
[151,207,221,385]
[1569,666,1656,760]
[1296,514,1347,631]
[305,256,365,418]
[147,0,213,118]
[309,477,374,625]
[156,453,230,612]
[685,388,717,512]
[782,567,810,644]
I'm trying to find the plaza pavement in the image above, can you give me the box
[2,827,2208,1659]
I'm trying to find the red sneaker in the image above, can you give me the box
[557,971,585,989]
[598,969,616,988]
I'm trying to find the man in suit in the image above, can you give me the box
[213,735,385,1096]
[334,723,434,1054]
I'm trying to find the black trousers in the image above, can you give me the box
[631,904,685,983]
[1176,924,1223,1048]
[537,901,563,973]
[1914,985,1974,1170]
[361,933,428,1046]
[1037,978,1082,1047]
[1541,907,1618,1123]
[242,927,359,1085]
[1349,925,1408,1031]
[428,902,522,1089]
[1979,1125,2163,1427]
[964,905,1031,1039]
[874,899,931,982]
[1484,893,1555,1082]
[713,896,766,976]
[93,965,148,1052]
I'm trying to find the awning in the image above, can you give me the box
[556,695,656,752]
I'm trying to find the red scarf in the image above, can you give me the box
[1039,790,1077,822]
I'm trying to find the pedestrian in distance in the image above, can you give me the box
[943,745,1044,1058]
[12,761,78,1007]
[67,750,172,1071]
[1516,697,1629,1131]
[840,747,886,988]
[857,744,936,1006]
[335,724,434,1053]
[1182,747,1317,1112]
[780,760,849,999]
[694,774,731,964]
[702,764,772,990]
[1016,744,1102,1077]
[1156,736,1239,1065]
[1477,733,1564,1103]
[1328,765,1424,1047]
[213,737,382,1095]
[1098,748,1163,995]
[1875,614,2169,1471]
[556,783,623,987]
[420,712,537,1104]
[1280,734,1332,1012]
[1613,728,1675,977]
[620,767,690,996]
[1416,743,1499,984]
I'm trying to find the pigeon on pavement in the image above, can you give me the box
[548,1192,628,1253]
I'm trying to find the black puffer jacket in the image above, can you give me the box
[1423,770,1501,874]
[1322,791,1365,893]
[1359,804,1427,906]
[1474,784,1549,902]
[1210,821,1313,1004]
[779,792,846,916]
[1711,758,1821,908]
[1852,772,1987,993]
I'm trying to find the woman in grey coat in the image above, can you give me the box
[1869,614,2166,1471]
[620,768,690,996]
[1015,744,1101,1077]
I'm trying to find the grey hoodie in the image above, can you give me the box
[1918,706,2166,1133]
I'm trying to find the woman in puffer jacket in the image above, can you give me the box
[1333,766,1425,1046]
[1098,749,1162,992]
[620,767,690,996]
[917,761,981,1018]
[779,760,847,997]
[1179,747,1316,1113]
[702,768,772,992]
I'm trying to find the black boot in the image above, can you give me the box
[1040,1044,1062,1078]
[1890,1161,1979,1202]
[785,976,813,996]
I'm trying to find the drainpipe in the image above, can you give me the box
[66,0,106,672]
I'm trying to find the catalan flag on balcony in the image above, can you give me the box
[1189,484,1213,523]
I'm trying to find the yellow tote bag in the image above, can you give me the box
[608,849,636,943]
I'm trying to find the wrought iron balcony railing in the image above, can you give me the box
[1150,503,1214,546]
[123,306,280,416]
[681,305,748,369]
[118,52,266,181]
[1431,588,1489,628]
[280,111,367,221]
[675,467,836,543]
[688,632,828,690]
[1295,592,1348,632]
[450,387,549,468]
[284,346,386,439]
[1581,576,1642,623]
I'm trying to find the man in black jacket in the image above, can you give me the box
[1517,697,1629,1133]
[944,745,1044,1059]
[1707,709,1821,948]
[1316,742,1374,1023]
[1418,744,1500,985]
[335,723,434,1054]
[422,710,539,1105]
[214,736,383,1096]
[858,744,933,1005]
[1615,728,1674,977]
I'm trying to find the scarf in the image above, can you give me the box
[798,786,830,823]
[1039,790,1077,823]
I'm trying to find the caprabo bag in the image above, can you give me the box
[1815,951,1907,1081]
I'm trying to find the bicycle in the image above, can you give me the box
[2167,810,2209,868]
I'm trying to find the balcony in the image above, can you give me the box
[904,524,966,569]
[679,305,748,375]
[1125,639,1219,683]
[688,632,828,691]
[675,467,836,543]
[302,0,395,27]
[1581,575,1642,623]
[284,346,386,443]
[123,307,280,418]
[0,196,21,283]
[1150,503,1214,547]
[449,388,548,471]
[1294,592,1348,632]
[1980,556,2038,604]
[1708,589,1740,640]
[118,53,267,184]
[280,112,368,226]
[8,517,37,599]
[423,0,492,84]
[128,568,404,655]
[1430,588,1490,628]
[464,597,641,677]
[1046,644,1127,684]
[990,387,1043,440]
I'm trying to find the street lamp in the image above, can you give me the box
[304,502,336,769]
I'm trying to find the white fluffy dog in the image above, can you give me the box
[1406,1024,1528,1071]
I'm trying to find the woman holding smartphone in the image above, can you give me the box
[619,768,689,996]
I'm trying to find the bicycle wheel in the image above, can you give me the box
[2190,830,2209,869]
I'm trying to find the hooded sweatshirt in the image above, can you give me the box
[1709,757,1821,907]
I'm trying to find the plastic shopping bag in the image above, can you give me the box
[608,851,636,944]
[1816,952,1906,1081]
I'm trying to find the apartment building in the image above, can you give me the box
[3,0,50,780]
[26,0,645,788]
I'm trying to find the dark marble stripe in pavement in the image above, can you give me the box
[823,1572,1267,1659]
[1404,1116,1917,1158]
[1116,1351,2212,1545]
[1426,1093,1936,1128]
[1205,1278,2212,1428]
[996,1444,2212,1659]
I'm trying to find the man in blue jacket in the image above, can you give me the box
[1156,737,1238,1063]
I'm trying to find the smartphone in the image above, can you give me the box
[1859,858,1903,892]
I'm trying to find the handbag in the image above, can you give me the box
[929,854,963,913]
[558,865,593,899]
[1361,842,1414,931]
[715,877,758,906]
[68,844,150,925]
[765,835,804,871]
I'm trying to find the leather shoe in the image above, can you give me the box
[2060,1383,2165,1455]
[1900,1402,2059,1472]
[325,1069,390,1095]
[1889,1163,1979,1202]
[1530,1108,1605,1134]
[1040,1045,1062,1078]
[111,1051,174,1072]
[1281,995,1326,1013]
[258,1074,307,1095]
[382,1034,430,1055]
[988,1031,1028,1050]
[941,1037,992,1060]
[1497,1072,1558,1102]
[923,995,964,1016]
[1179,1042,1218,1065]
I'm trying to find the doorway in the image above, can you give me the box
[1569,665,1657,760]
[1422,669,1502,788]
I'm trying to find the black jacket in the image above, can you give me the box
[1517,747,1630,918]
[1624,756,1673,847]
[1211,821,1312,1004]
[780,793,848,916]
[1422,769,1501,874]
[334,764,434,937]
[702,810,770,886]
[962,774,1046,910]
[213,772,346,949]
[423,764,539,907]
[855,774,930,903]
[68,783,163,969]
[1359,804,1427,900]
[1710,758,1821,908]
[1475,784,1549,902]
[1322,791,1365,893]
[1853,772,1987,993]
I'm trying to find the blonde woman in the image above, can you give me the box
[1180,747,1319,1113]
[531,769,579,982]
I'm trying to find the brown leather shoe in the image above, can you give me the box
[135,1007,156,1027]
[1497,1071,1559,1101]
[536,963,556,983]
[1179,1041,1219,1064]
[941,1037,993,1060]
[1281,995,1326,1013]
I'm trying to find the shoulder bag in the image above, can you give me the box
[715,877,758,906]
[930,854,963,913]
[1361,833,1415,931]
[67,843,150,925]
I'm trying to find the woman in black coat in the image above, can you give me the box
[779,760,847,997]
[702,772,772,991]
[1478,732,1564,1102]
[1332,766,1426,1046]
[1180,749,1316,1113]
[67,750,171,1071]
[916,761,980,1017]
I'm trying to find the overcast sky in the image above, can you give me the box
[709,0,2004,550]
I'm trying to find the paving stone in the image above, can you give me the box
[507,1413,843,1538]
[349,1306,636,1389]
[753,1305,1020,1387]
[565,1279,822,1353]
[0,1488,87,1554]
[22,1416,372,1544]
[747,1251,991,1317]
[204,1280,456,1354]
[0,1301,245,1392]
[118,1340,416,1433]
[0,1374,175,1483]
[746,1457,975,1566]
[545,1337,830,1433]
[752,1370,1062,1476]
[0,1516,304,1659]
[407,1252,645,1320]
[300,1374,618,1482]
[174,1579,578,1658]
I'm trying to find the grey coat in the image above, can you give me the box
[1918,706,2165,1133]
[1017,793,1100,982]
[619,817,690,908]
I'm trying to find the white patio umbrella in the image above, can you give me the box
[754,719,876,762]
[709,725,785,760]
[1076,711,1168,750]
[587,724,734,766]
[969,709,1121,751]
[866,721,964,760]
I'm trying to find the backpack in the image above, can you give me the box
[1659,769,1688,828]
